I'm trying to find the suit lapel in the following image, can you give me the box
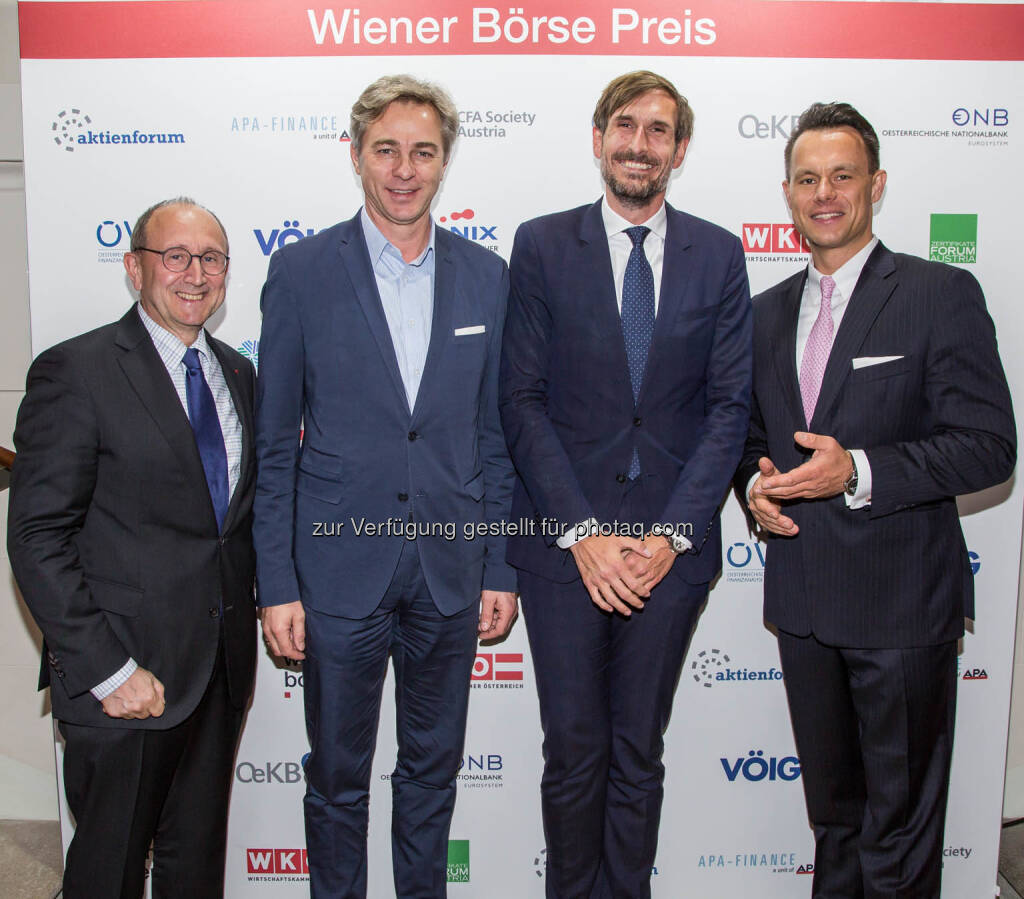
[113,307,213,518]
[209,338,254,532]
[412,229,455,419]
[810,243,898,429]
[769,272,807,428]
[336,216,409,412]
[579,201,632,400]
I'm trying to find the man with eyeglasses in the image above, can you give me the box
[8,197,257,898]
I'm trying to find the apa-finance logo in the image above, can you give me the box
[697,850,800,874]
[721,750,801,783]
[447,840,470,883]
[438,208,500,252]
[95,218,133,264]
[724,539,767,583]
[230,112,348,144]
[255,220,324,256]
[690,648,782,688]
[471,652,524,689]
[51,108,185,152]
[245,848,309,881]
[930,214,977,264]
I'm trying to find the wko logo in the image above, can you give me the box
[721,750,801,783]
[246,848,308,879]
[471,652,524,689]
[51,108,185,152]
[741,224,809,256]
[438,209,500,251]
[255,220,323,256]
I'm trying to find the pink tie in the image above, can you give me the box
[799,275,836,424]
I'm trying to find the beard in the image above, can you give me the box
[601,151,671,208]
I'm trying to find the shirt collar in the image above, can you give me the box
[808,236,879,304]
[601,196,667,243]
[360,206,435,268]
[136,301,212,361]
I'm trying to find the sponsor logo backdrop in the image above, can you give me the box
[18,1,1023,895]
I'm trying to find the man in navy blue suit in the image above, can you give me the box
[736,102,1015,896]
[500,71,752,898]
[255,75,517,898]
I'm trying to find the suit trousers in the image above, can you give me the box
[59,639,242,899]
[519,480,706,899]
[777,630,957,899]
[302,539,479,899]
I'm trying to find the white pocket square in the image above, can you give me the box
[852,355,904,370]
[454,325,485,336]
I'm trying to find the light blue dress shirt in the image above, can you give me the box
[360,208,435,409]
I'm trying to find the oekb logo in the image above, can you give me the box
[246,848,308,875]
[742,224,808,254]
[438,209,499,248]
[722,750,801,782]
[254,220,322,256]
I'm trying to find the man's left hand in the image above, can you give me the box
[479,590,518,639]
[757,431,853,500]
[622,535,677,594]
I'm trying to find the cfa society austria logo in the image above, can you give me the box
[51,107,186,152]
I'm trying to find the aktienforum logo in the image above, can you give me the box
[930,214,977,264]
[447,840,470,883]
[51,108,185,152]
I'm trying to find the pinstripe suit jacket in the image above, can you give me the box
[736,242,1015,648]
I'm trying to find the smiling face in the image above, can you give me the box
[783,126,887,274]
[352,99,447,240]
[593,88,688,223]
[123,204,228,346]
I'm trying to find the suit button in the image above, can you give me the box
[398,492,409,502]
[633,417,642,427]
[616,474,627,484]
[408,431,418,441]
[209,608,220,619]
[218,537,226,546]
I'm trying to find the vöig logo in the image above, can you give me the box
[722,750,800,783]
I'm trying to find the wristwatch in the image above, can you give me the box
[843,451,859,497]
[660,526,689,555]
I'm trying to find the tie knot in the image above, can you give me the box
[625,226,650,249]
[819,275,836,303]
[182,347,202,374]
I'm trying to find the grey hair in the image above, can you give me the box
[130,197,229,253]
[350,74,458,162]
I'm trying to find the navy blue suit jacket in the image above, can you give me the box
[500,200,752,585]
[736,243,1016,648]
[254,213,516,617]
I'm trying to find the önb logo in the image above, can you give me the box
[742,224,808,254]
[952,107,1008,128]
[721,750,801,782]
[439,209,499,245]
[254,220,321,256]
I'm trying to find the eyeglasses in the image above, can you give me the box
[136,246,229,276]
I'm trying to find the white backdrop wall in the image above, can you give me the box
[16,1,1024,895]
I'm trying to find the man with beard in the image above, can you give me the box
[500,71,751,898]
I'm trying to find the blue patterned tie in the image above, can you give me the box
[182,348,229,531]
[621,226,655,479]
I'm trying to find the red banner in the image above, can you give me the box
[18,0,1024,60]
